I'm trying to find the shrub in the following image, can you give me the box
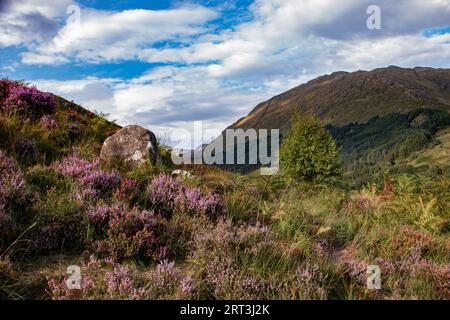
[148,174,224,219]
[86,204,168,261]
[0,150,32,221]
[40,115,59,130]
[280,114,341,181]
[2,81,55,119]
[191,219,278,299]
[67,124,82,140]
[0,150,35,250]
[148,175,183,214]
[0,79,11,103]
[294,262,328,299]
[113,178,143,205]
[14,137,37,163]
[52,155,122,202]
[30,219,81,253]
[47,257,194,300]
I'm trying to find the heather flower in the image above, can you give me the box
[114,178,142,204]
[294,263,328,299]
[79,170,121,197]
[0,150,32,234]
[105,265,135,297]
[238,276,276,300]
[191,219,274,299]
[0,79,11,102]
[0,151,26,198]
[14,138,37,161]
[154,246,170,261]
[203,256,237,298]
[149,174,183,213]
[47,278,72,300]
[52,155,122,201]
[40,115,59,130]
[86,204,166,261]
[181,276,195,295]
[341,258,368,285]
[47,273,93,300]
[178,187,224,217]
[52,155,99,178]
[67,124,82,139]
[30,221,80,252]
[144,260,183,298]
[149,174,225,218]
[2,82,55,118]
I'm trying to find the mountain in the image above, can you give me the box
[227,66,450,135]
[0,79,120,167]
[218,66,450,181]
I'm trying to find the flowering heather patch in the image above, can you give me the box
[47,271,94,300]
[52,156,122,201]
[86,204,168,261]
[0,150,31,215]
[339,256,368,287]
[105,264,136,298]
[0,151,36,250]
[295,262,328,299]
[114,178,142,204]
[52,155,99,178]
[178,187,224,217]
[149,174,225,218]
[40,115,59,130]
[67,124,82,140]
[30,220,81,253]
[191,219,276,299]
[238,276,276,300]
[391,226,437,259]
[181,276,195,296]
[373,254,450,299]
[2,81,55,118]
[0,79,11,102]
[14,138,37,161]
[149,175,183,213]
[144,260,183,297]
[79,170,122,197]
[47,257,193,300]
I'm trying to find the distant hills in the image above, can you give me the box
[227,66,450,134]
[218,66,450,182]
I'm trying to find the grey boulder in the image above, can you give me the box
[100,125,160,168]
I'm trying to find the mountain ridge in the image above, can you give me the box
[226,66,450,135]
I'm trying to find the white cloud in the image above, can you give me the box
[6,0,450,147]
[20,5,218,64]
[0,0,73,47]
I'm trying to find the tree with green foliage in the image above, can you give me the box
[280,113,342,181]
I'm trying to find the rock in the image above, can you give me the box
[100,125,160,168]
[171,169,193,179]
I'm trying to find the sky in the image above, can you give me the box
[1,0,450,148]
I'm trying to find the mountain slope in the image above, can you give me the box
[228,66,450,135]
[0,79,120,167]
[217,67,450,180]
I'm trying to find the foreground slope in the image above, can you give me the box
[0,79,449,301]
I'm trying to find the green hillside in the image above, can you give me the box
[0,78,449,301]
[227,66,450,134]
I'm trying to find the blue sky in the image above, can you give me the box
[1,0,450,148]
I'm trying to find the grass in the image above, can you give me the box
[0,82,449,300]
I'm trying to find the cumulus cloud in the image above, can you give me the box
[0,0,73,47]
[20,5,218,64]
[4,0,450,147]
